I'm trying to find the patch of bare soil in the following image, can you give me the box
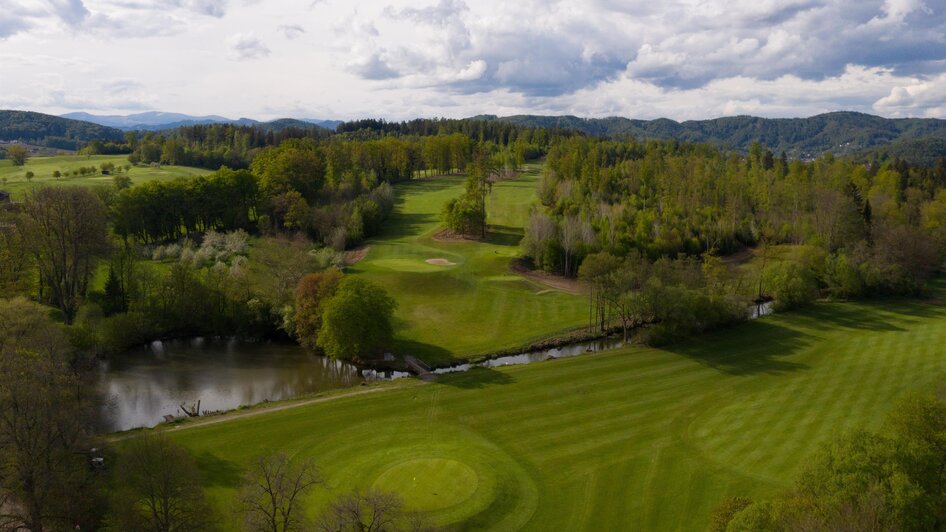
[494,169,525,181]
[510,259,586,295]
[425,258,457,266]
[344,245,370,266]
[432,228,483,242]
[923,298,944,306]
[721,247,755,264]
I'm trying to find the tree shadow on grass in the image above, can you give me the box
[195,451,242,488]
[391,338,454,367]
[484,224,524,248]
[436,366,516,389]
[662,321,813,376]
[781,303,911,333]
[376,212,438,240]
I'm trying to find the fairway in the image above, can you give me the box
[170,293,946,530]
[349,166,588,365]
[0,155,211,198]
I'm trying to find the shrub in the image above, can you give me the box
[765,261,819,310]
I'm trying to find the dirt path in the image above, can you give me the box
[721,247,755,264]
[510,259,586,295]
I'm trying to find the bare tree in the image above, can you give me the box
[107,434,216,532]
[316,490,428,532]
[240,453,322,532]
[561,215,594,277]
[17,187,108,323]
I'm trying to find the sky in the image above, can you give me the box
[1,0,945,121]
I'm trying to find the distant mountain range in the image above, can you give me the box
[2,109,945,165]
[473,111,946,161]
[61,111,343,132]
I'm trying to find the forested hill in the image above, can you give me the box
[0,110,125,150]
[857,136,946,168]
[473,112,946,160]
[61,111,341,132]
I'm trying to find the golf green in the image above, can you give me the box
[349,167,588,365]
[170,290,946,530]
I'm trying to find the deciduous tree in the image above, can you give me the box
[6,144,28,166]
[17,187,108,323]
[293,269,343,351]
[107,434,216,532]
[0,298,100,532]
[317,277,396,361]
[240,453,322,532]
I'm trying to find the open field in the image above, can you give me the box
[349,165,589,365]
[169,290,946,530]
[0,155,211,198]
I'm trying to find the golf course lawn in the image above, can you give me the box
[0,155,210,198]
[349,166,588,365]
[170,292,946,530]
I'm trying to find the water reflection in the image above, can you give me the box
[100,339,361,432]
[429,337,627,375]
[103,304,775,432]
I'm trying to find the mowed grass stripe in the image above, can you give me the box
[172,296,946,530]
[352,168,588,364]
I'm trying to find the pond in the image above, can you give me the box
[99,338,363,432]
[102,302,774,432]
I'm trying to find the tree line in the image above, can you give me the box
[526,136,946,298]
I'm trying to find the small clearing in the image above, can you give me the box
[425,258,457,266]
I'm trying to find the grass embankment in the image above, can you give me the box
[349,165,588,365]
[0,155,210,198]
[170,292,946,530]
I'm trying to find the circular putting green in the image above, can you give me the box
[310,422,539,529]
[372,458,478,511]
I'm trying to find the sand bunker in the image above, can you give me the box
[425,258,457,266]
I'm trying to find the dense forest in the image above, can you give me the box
[518,136,946,341]
[479,112,946,161]
[0,110,124,150]
[78,117,559,173]
[5,109,946,167]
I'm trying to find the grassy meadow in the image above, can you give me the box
[169,291,946,530]
[349,165,588,365]
[0,155,210,198]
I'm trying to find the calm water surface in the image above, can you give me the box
[100,338,362,432]
[102,303,774,432]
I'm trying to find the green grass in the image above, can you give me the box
[349,166,588,365]
[0,155,211,198]
[170,291,946,530]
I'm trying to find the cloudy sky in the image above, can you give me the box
[1,0,945,121]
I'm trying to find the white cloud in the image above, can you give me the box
[0,0,945,120]
[874,73,946,117]
[279,24,304,39]
[227,33,270,61]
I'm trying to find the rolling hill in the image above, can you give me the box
[0,110,125,150]
[62,111,342,132]
[474,111,946,160]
